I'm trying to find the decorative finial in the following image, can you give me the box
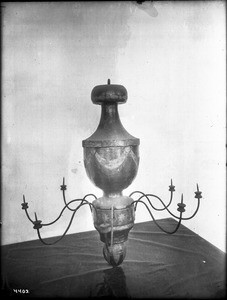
[107,79,111,85]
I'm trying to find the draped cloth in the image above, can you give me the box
[1,218,225,298]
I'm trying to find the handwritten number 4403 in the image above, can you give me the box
[13,289,30,294]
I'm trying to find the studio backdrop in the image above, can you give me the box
[2,1,226,252]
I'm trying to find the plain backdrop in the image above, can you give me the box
[2,1,226,252]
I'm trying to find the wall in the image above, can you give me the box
[2,1,226,252]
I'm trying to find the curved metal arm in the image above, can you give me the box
[36,202,91,245]
[180,199,201,220]
[41,203,70,226]
[130,190,174,212]
[130,183,202,221]
[131,199,183,234]
[40,198,96,226]
[22,178,98,246]
[129,179,175,211]
[61,177,97,212]
[22,196,97,226]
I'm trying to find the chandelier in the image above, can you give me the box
[22,80,202,266]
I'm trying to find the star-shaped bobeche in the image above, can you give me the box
[21,195,28,209]
[21,202,28,210]
[194,184,202,199]
[169,179,175,192]
[60,177,67,191]
[33,220,42,229]
[33,213,42,230]
[60,184,67,191]
[177,194,186,213]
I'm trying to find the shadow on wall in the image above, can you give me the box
[134,1,159,17]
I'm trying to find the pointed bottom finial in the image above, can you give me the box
[103,242,126,266]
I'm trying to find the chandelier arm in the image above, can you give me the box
[145,194,201,221]
[149,192,174,211]
[137,193,201,221]
[61,193,97,214]
[36,210,77,245]
[82,195,98,213]
[145,193,180,217]
[40,198,97,226]
[43,199,96,226]
[62,189,67,207]
[131,199,183,234]
[70,198,97,213]
[133,193,180,219]
[83,193,97,200]
[179,198,201,221]
[130,190,174,211]
[61,183,97,212]
[61,178,83,212]
[61,188,78,212]
[41,204,69,226]
[61,178,97,210]
[22,195,95,227]
[137,192,159,211]
[24,207,35,224]
[61,193,88,212]
[36,202,92,246]
[129,191,163,211]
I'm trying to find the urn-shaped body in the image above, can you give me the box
[82,84,140,195]
[82,81,140,266]
[83,145,139,195]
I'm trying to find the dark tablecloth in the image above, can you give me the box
[1,218,226,298]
